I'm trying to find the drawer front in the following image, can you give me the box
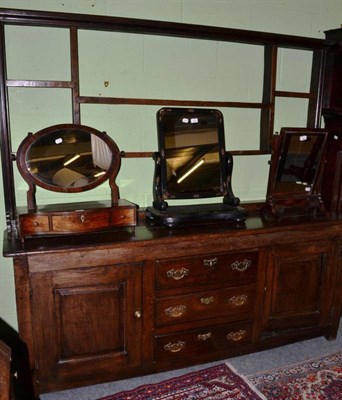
[111,207,136,226]
[155,251,258,290]
[155,285,255,327]
[20,215,50,235]
[155,321,253,362]
[52,210,110,232]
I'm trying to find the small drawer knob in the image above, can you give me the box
[134,310,142,319]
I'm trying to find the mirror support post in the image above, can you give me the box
[27,183,37,212]
[223,152,240,207]
[152,152,168,211]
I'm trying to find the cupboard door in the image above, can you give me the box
[29,262,142,392]
[263,242,334,333]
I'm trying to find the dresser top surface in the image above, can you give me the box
[4,203,342,258]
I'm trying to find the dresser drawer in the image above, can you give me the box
[18,200,137,239]
[52,210,110,232]
[111,207,136,226]
[19,215,50,235]
[155,321,253,363]
[155,285,255,327]
[155,250,258,291]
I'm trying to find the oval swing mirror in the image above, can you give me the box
[16,124,121,210]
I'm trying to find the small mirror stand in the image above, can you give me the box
[16,124,137,239]
[17,124,121,210]
[266,127,328,218]
[146,108,246,227]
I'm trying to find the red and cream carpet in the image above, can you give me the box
[97,351,342,399]
[249,351,342,400]
[97,363,266,399]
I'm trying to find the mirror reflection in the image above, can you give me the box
[24,127,112,189]
[160,109,223,197]
[274,131,326,195]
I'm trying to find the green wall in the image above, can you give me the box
[0,0,341,329]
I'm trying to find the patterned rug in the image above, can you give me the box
[97,363,266,399]
[248,351,342,400]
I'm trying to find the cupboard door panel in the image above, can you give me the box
[263,242,333,332]
[55,284,125,359]
[30,262,142,392]
[270,256,323,315]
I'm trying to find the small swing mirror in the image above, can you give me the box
[16,124,137,239]
[266,127,328,217]
[16,124,121,210]
[146,108,246,227]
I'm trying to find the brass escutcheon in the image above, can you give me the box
[231,259,252,272]
[203,257,218,270]
[200,296,214,305]
[164,341,185,353]
[165,305,186,318]
[166,267,189,281]
[227,294,248,307]
[197,332,212,341]
[226,329,246,342]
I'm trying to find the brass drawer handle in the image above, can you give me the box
[197,332,212,341]
[227,329,247,342]
[227,294,248,307]
[231,259,252,272]
[200,296,214,305]
[80,214,85,223]
[203,257,218,270]
[164,341,185,353]
[166,267,189,281]
[165,305,186,318]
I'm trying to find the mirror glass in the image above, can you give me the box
[159,108,225,199]
[273,130,327,196]
[17,125,117,192]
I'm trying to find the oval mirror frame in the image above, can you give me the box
[16,124,121,209]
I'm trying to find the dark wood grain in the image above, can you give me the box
[5,212,342,397]
[0,340,11,400]
[0,8,336,237]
